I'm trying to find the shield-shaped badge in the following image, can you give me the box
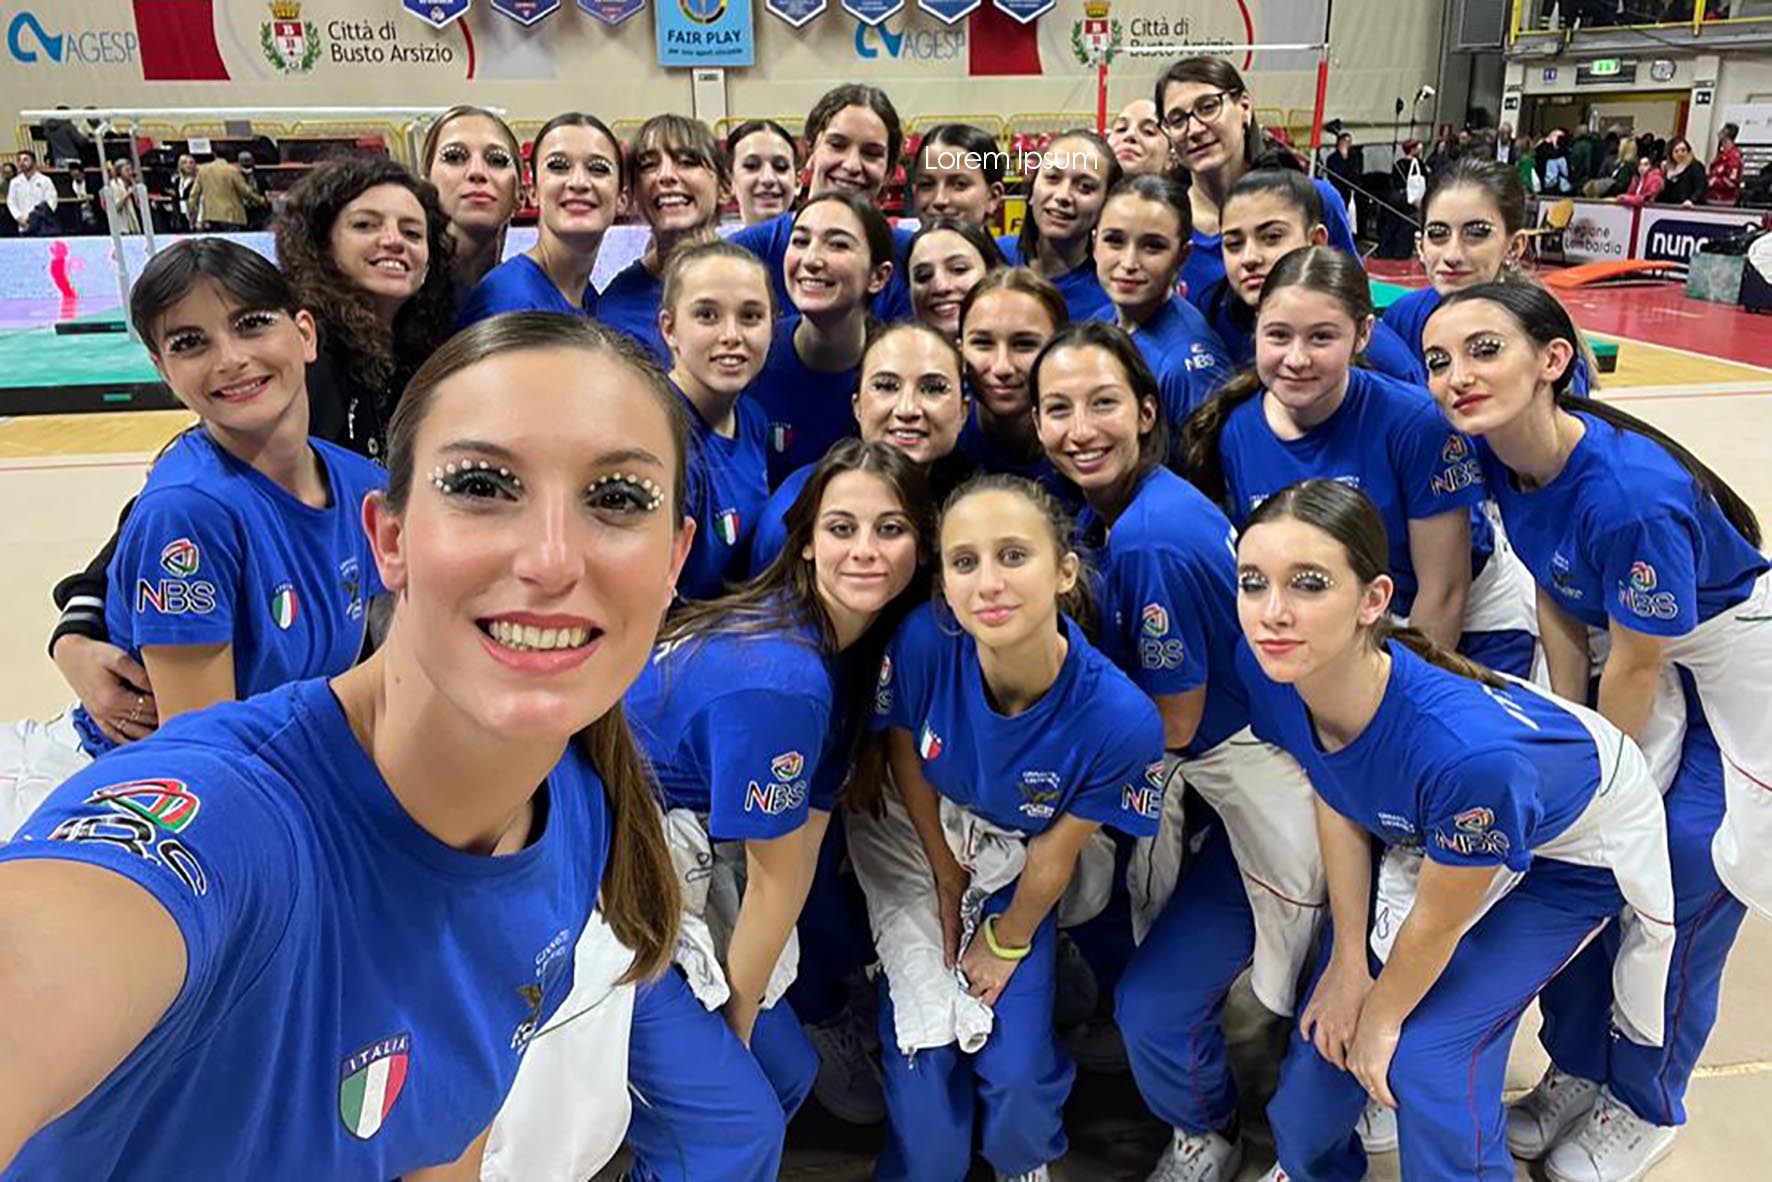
[403,0,473,28]
[579,0,647,24]
[491,0,563,22]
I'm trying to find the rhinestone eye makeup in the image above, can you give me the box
[590,471,666,512]
[428,458,519,494]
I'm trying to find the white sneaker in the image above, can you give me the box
[1145,1128,1244,1182]
[804,1008,885,1125]
[998,1167,1051,1182]
[1544,1089,1679,1182]
[1358,1098,1398,1154]
[1508,1065,1601,1160]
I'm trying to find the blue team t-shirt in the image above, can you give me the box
[998,234,1115,323]
[1240,641,1600,871]
[1085,468,1250,755]
[1482,412,1768,636]
[729,212,914,323]
[873,603,1166,837]
[1114,294,1233,425]
[626,619,847,841]
[73,431,385,757]
[1383,285,1593,396]
[752,318,861,487]
[596,259,670,368]
[956,411,1075,507]
[1216,366,1491,617]
[457,253,598,328]
[1,680,607,1181]
[677,385,771,601]
[1182,177,1357,308]
[746,463,811,577]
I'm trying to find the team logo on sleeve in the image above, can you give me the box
[338,1033,411,1140]
[1140,603,1169,637]
[270,583,299,630]
[769,423,794,454]
[745,777,809,815]
[771,751,805,781]
[159,538,201,578]
[1139,602,1186,670]
[1018,770,1062,820]
[917,724,943,761]
[1433,806,1510,858]
[1121,781,1162,821]
[1184,341,1217,372]
[137,577,217,616]
[1550,551,1584,601]
[1618,561,1679,621]
[87,778,201,834]
[1430,434,1483,495]
[715,509,741,546]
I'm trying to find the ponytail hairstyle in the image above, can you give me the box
[1438,283,1761,547]
[1031,320,1170,491]
[1017,128,1122,262]
[659,237,777,323]
[1225,166,1326,231]
[804,83,905,193]
[937,472,1096,638]
[385,312,688,982]
[1181,245,1373,502]
[1245,479,1509,687]
[1101,170,1196,274]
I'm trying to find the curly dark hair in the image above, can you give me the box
[274,155,456,400]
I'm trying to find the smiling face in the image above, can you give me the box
[1109,99,1170,175]
[1236,516,1390,684]
[731,126,799,225]
[801,468,920,633]
[962,287,1060,421]
[939,488,1079,648]
[1221,191,1325,308]
[426,114,522,237]
[808,104,892,198]
[1421,298,1571,437]
[1160,78,1252,178]
[1033,343,1155,499]
[1419,184,1521,294]
[853,328,968,466]
[368,346,691,742]
[328,183,431,319]
[1094,192,1188,318]
[913,141,1000,225]
[533,123,625,241]
[785,200,888,318]
[1030,136,1112,248]
[659,255,773,399]
[148,278,317,441]
[1255,285,1368,416]
[633,132,722,236]
[909,229,990,336]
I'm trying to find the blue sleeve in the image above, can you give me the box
[0,744,295,1026]
[113,486,242,649]
[1315,178,1359,258]
[1390,388,1486,520]
[729,214,788,265]
[745,479,796,577]
[1069,694,1167,838]
[1423,746,1543,872]
[1597,515,1700,637]
[1114,548,1212,698]
[871,612,932,735]
[339,455,389,601]
[1365,321,1428,385]
[696,690,831,841]
[456,268,529,328]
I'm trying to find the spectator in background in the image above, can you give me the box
[107,160,142,234]
[238,151,271,229]
[1427,126,1457,176]
[191,150,267,232]
[1514,134,1540,192]
[1568,126,1601,190]
[0,161,17,237]
[1495,122,1515,164]
[1706,122,1743,205]
[1659,136,1707,204]
[1538,130,1573,195]
[6,150,59,236]
[1619,151,1666,207]
[40,106,92,169]
[172,153,198,231]
[1597,131,1621,182]
[1324,131,1362,207]
[1588,136,1637,197]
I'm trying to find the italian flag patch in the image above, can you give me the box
[270,584,299,630]
[338,1033,411,1140]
